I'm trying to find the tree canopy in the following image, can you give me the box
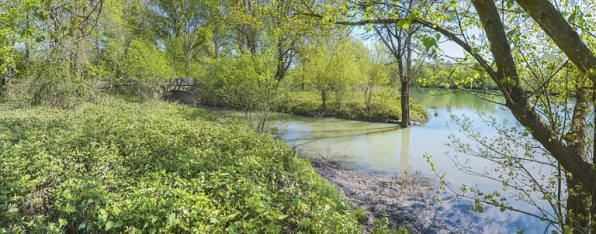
[3,0,596,232]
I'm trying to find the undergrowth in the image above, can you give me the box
[0,97,362,233]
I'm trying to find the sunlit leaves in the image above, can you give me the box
[396,20,410,30]
[298,36,362,109]
[0,98,362,232]
[125,39,175,81]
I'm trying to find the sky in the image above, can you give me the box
[352,26,466,59]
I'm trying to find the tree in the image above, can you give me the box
[299,0,438,127]
[149,0,211,76]
[300,35,360,111]
[0,1,19,93]
[91,0,158,80]
[300,0,596,231]
[428,0,596,231]
[360,0,436,127]
[36,0,104,79]
[126,39,174,81]
[360,42,390,113]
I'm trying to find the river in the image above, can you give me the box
[215,88,556,233]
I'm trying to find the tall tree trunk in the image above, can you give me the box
[74,27,86,79]
[275,38,285,81]
[400,79,410,128]
[469,0,596,198]
[73,1,89,80]
[321,87,327,111]
[567,88,590,232]
[213,34,220,59]
[398,37,414,128]
[592,89,596,232]
[471,0,596,231]
[400,32,413,128]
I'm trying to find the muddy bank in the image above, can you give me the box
[305,156,494,233]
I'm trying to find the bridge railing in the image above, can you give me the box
[166,78,198,86]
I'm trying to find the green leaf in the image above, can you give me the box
[114,220,124,228]
[568,12,577,22]
[278,214,288,220]
[422,37,437,52]
[168,213,176,224]
[471,47,479,55]
[402,22,410,30]
[226,223,238,233]
[59,218,67,227]
[105,221,114,231]
[396,20,409,30]
[78,223,86,230]
[64,203,77,213]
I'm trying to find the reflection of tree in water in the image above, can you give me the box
[400,127,411,175]
[412,89,503,113]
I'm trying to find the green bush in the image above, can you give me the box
[0,97,361,233]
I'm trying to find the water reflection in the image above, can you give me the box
[400,127,410,175]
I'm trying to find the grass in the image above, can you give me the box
[0,96,362,233]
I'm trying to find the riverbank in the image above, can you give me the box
[196,89,427,125]
[302,153,490,233]
[274,90,427,125]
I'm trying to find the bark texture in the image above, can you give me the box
[471,0,596,197]
[471,0,596,231]
[515,0,596,77]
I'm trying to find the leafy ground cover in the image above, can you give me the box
[0,97,362,233]
[274,89,427,124]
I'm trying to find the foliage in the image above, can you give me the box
[411,0,596,232]
[371,216,409,234]
[25,51,90,109]
[200,56,274,110]
[298,35,362,110]
[355,207,367,223]
[0,97,363,233]
[0,1,18,77]
[274,89,427,123]
[197,54,279,131]
[149,0,212,76]
[446,113,563,223]
[359,42,391,111]
[125,39,175,82]
[415,63,494,90]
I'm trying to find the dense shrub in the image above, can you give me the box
[0,98,362,233]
